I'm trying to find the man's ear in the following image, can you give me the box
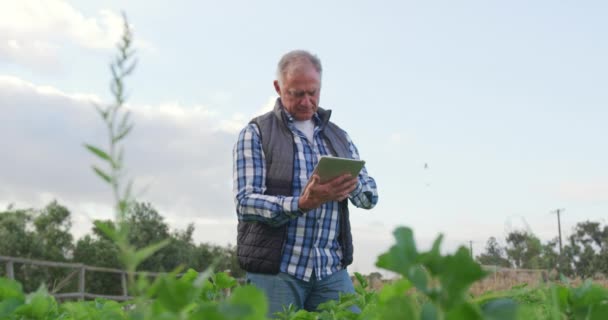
[273,80,281,95]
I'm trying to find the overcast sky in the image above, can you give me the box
[1,0,607,276]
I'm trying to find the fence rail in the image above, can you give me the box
[0,255,169,301]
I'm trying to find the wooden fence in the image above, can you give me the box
[0,255,170,301]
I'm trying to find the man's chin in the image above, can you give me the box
[295,113,314,121]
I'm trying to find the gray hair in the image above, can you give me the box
[276,50,322,85]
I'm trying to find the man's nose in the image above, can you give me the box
[300,95,313,107]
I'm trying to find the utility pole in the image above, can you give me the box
[469,241,473,258]
[552,208,564,256]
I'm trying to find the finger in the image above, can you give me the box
[333,178,358,195]
[304,174,319,193]
[327,173,352,183]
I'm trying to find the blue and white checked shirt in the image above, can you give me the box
[233,110,378,282]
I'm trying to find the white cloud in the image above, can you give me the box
[0,79,399,274]
[557,180,608,203]
[0,0,151,71]
[0,75,248,245]
[218,96,276,133]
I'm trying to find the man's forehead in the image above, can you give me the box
[284,61,321,78]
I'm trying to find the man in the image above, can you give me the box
[233,50,378,316]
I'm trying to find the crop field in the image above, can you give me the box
[2,227,608,320]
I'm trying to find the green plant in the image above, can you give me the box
[374,227,519,320]
[83,13,168,293]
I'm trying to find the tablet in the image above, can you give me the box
[313,156,365,183]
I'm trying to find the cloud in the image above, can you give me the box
[217,96,277,133]
[0,75,253,245]
[557,180,608,203]
[0,0,151,71]
[0,79,399,275]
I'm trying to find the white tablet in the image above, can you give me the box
[313,156,366,183]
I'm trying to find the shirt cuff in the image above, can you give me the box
[350,180,364,198]
[283,196,304,218]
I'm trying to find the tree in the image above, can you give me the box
[505,231,542,269]
[539,238,560,270]
[562,221,608,278]
[0,201,75,292]
[0,208,37,258]
[33,201,74,261]
[73,234,122,295]
[476,237,511,267]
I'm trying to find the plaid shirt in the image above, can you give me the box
[233,110,378,282]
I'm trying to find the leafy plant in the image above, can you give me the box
[83,13,169,293]
[375,227,519,320]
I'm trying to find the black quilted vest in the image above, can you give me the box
[236,99,354,274]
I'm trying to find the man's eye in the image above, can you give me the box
[290,91,304,98]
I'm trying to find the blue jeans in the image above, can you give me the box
[246,269,357,317]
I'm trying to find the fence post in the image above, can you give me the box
[6,261,14,279]
[121,272,128,297]
[78,265,86,300]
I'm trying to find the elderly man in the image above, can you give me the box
[233,50,378,316]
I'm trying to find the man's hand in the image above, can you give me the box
[298,173,358,211]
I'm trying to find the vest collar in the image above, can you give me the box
[273,97,332,130]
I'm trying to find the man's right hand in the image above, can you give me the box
[298,173,358,211]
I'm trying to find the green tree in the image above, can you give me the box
[33,201,74,261]
[30,201,75,293]
[562,221,608,278]
[125,202,171,272]
[0,208,37,258]
[505,231,542,269]
[73,234,122,295]
[476,237,511,267]
[0,201,75,293]
[539,238,560,270]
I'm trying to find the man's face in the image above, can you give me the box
[274,63,321,121]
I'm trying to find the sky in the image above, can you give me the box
[1,0,607,276]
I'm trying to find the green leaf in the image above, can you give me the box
[225,285,268,320]
[0,278,25,301]
[214,272,238,290]
[438,247,487,309]
[85,144,112,162]
[570,280,608,308]
[14,287,57,319]
[94,220,117,241]
[93,166,112,183]
[0,298,24,319]
[376,227,419,276]
[354,272,368,289]
[408,264,429,293]
[180,269,199,284]
[421,302,440,320]
[131,239,170,267]
[113,124,133,143]
[588,302,608,320]
[94,103,109,120]
[568,281,608,319]
[154,274,198,313]
[445,302,483,320]
[376,279,418,320]
[418,234,444,276]
[480,298,518,320]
